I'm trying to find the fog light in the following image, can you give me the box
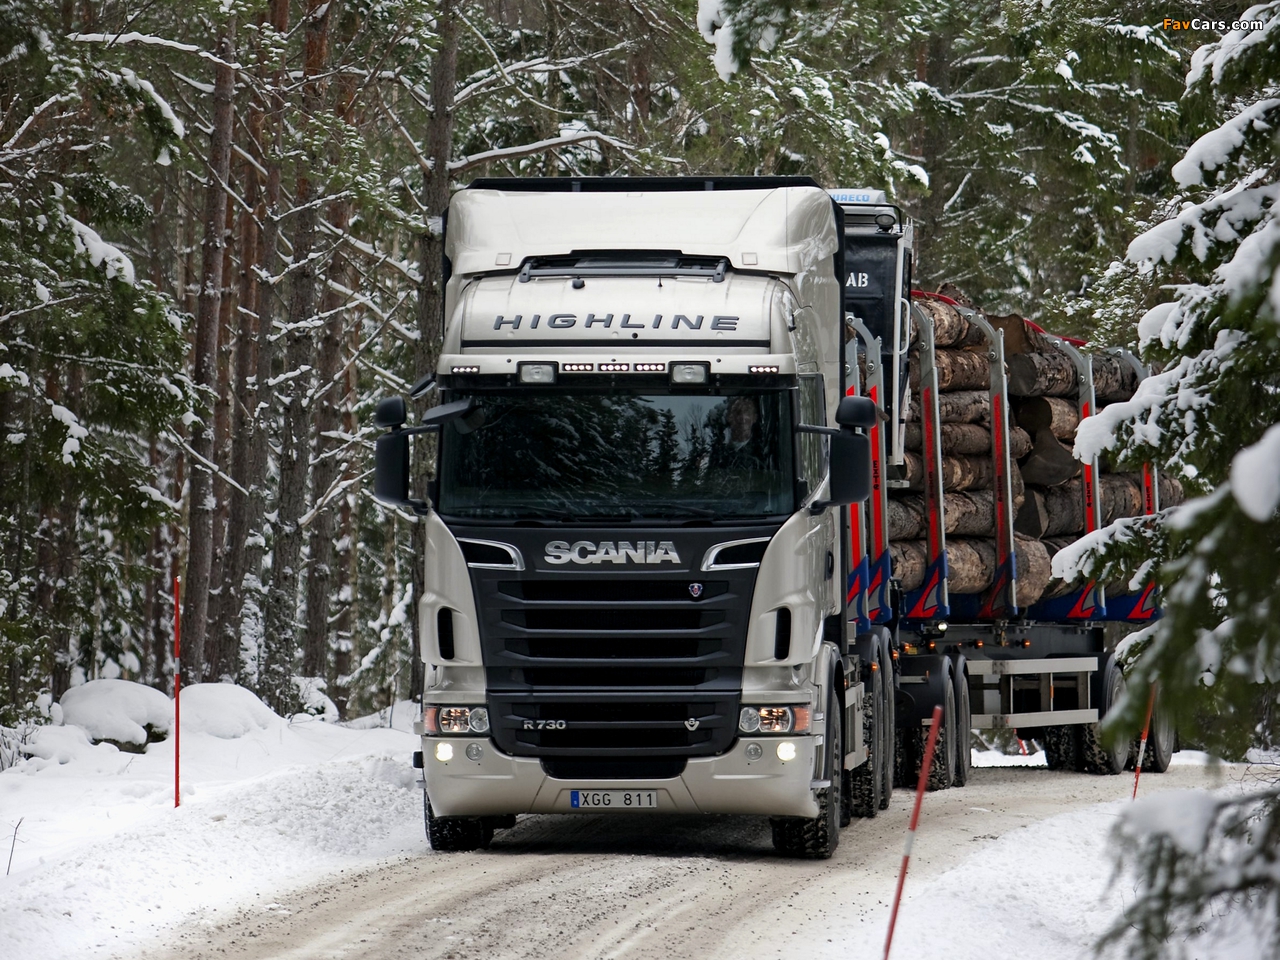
[465,743,483,762]
[776,741,796,762]
[435,742,454,762]
[468,707,490,734]
[739,706,761,733]
[518,362,557,384]
[744,742,763,761]
[670,362,709,385]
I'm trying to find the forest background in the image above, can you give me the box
[0,0,1246,724]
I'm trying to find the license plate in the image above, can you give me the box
[569,790,658,809]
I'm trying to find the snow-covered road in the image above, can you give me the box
[124,764,1231,960]
[3,683,1253,960]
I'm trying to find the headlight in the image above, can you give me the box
[738,705,811,735]
[424,705,490,735]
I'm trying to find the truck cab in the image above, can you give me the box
[373,177,885,857]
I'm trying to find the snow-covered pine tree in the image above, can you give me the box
[1051,6,1280,955]
[0,0,191,722]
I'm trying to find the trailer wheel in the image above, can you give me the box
[952,660,971,788]
[878,651,895,809]
[1140,688,1176,773]
[425,793,493,852]
[921,673,956,791]
[771,682,842,859]
[1081,657,1126,775]
[1043,726,1081,771]
[847,651,883,820]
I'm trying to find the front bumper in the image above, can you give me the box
[423,736,820,819]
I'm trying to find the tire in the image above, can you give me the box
[952,661,972,788]
[1141,687,1175,773]
[1081,656,1127,775]
[772,681,842,859]
[878,651,895,809]
[847,653,882,820]
[425,793,493,852]
[1043,725,1081,771]
[909,670,955,792]
[894,722,915,790]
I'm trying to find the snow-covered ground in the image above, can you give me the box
[0,681,1263,960]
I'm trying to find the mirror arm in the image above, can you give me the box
[388,423,442,438]
[796,423,842,437]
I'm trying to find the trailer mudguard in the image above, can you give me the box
[895,653,952,725]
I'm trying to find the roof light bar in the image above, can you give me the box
[562,363,595,372]
[634,363,666,373]
[598,362,630,372]
[450,365,480,374]
[749,365,781,374]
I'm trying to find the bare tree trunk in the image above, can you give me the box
[410,0,461,667]
[207,197,237,680]
[182,20,236,684]
[262,0,331,710]
[303,198,351,678]
[220,130,262,682]
[243,0,289,703]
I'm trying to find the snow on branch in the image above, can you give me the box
[67,217,136,285]
[67,32,243,70]
[1172,98,1280,187]
[447,128,638,174]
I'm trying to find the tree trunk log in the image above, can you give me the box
[946,538,998,594]
[986,314,1056,356]
[916,299,987,348]
[1019,429,1082,486]
[1014,535,1052,607]
[890,539,927,592]
[888,490,1002,540]
[1092,354,1141,402]
[904,451,995,492]
[1013,396,1079,440]
[1007,350,1077,397]
[1014,487,1049,538]
[1042,475,1148,535]
[911,347,991,392]
[1159,474,1186,508]
[907,389,991,425]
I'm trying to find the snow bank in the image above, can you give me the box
[1119,788,1220,855]
[1,685,420,960]
[59,679,172,746]
[1231,422,1280,520]
[179,682,278,738]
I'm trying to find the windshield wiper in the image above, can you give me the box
[635,502,718,518]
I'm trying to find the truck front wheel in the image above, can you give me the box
[771,682,842,859]
[425,793,493,852]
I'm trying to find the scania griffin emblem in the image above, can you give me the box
[688,583,704,598]
[684,718,700,731]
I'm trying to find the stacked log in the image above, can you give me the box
[889,298,1185,610]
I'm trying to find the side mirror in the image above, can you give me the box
[375,396,407,429]
[835,395,877,429]
[827,432,872,505]
[373,432,410,505]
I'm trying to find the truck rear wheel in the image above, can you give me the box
[425,793,493,852]
[878,652,895,809]
[1043,725,1081,770]
[952,661,971,787]
[1132,686,1175,773]
[1080,656,1126,775]
[846,653,883,820]
[771,682,842,859]
[920,675,956,791]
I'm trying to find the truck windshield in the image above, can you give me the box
[437,391,794,520]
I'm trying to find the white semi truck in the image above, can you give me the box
[372,176,1173,858]
[373,177,888,858]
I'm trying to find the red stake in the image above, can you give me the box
[1132,683,1157,800]
[884,704,944,960]
[173,575,181,809]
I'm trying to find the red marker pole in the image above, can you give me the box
[173,575,181,809]
[1132,683,1157,801]
[884,704,944,960]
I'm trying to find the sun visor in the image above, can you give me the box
[455,273,783,349]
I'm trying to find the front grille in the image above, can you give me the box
[452,525,773,765]
[542,758,688,780]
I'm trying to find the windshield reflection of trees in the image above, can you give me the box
[440,393,792,518]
